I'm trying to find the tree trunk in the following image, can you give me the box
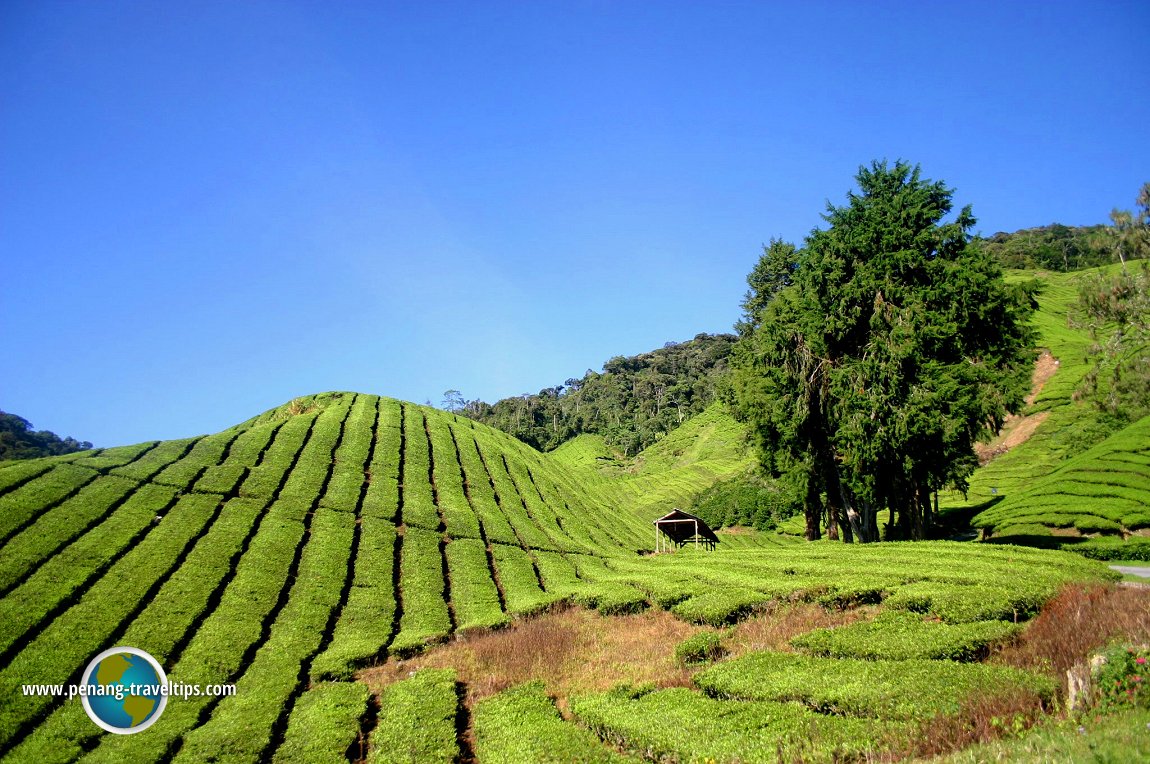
[804,469,822,541]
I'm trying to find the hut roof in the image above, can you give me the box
[653,509,720,545]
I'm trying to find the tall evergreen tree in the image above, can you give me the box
[729,161,1036,541]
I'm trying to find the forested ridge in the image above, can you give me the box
[459,333,736,455]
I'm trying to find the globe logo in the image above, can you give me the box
[80,646,168,734]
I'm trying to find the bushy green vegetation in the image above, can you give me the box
[274,681,370,764]
[0,411,92,461]
[791,612,1022,661]
[571,685,892,762]
[462,333,737,455]
[674,631,724,665]
[369,669,459,763]
[474,681,632,763]
[0,386,1133,762]
[695,651,1055,719]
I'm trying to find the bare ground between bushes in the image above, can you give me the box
[976,350,1059,465]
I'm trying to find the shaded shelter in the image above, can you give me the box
[654,509,719,552]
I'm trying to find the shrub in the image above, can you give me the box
[791,612,1021,662]
[1095,643,1150,710]
[675,632,725,665]
[370,668,459,763]
[694,650,1055,720]
[1074,537,1150,562]
[671,588,772,626]
[473,681,626,763]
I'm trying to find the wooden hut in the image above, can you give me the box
[653,509,719,552]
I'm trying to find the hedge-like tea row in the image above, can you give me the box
[193,463,248,495]
[391,527,451,655]
[239,412,318,498]
[571,686,891,763]
[311,516,397,680]
[0,482,177,657]
[0,460,55,495]
[490,543,559,616]
[151,430,240,489]
[107,436,199,482]
[0,475,138,592]
[0,493,220,749]
[791,612,1022,662]
[274,681,370,764]
[474,681,629,763]
[695,650,1056,719]
[670,587,772,627]
[174,510,354,763]
[445,538,506,632]
[426,415,483,539]
[474,435,558,550]
[453,430,519,545]
[279,395,354,503]
[533,550,582,596]
[401,408,441,531]
[361,399,401,520]
[321,394,375,512]
[78,505,308,763]
[369,668,459,764]
[69,441,156,470]
[0,464,97,543]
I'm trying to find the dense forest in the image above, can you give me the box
[458,333,736,454]
[977,224,1113,271]
[0,410,93,461]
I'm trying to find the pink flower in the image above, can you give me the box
[1136,657,1147,665]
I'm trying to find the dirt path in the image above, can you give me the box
[975,350,1060,465]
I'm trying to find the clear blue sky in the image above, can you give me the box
[2,1,1147,447]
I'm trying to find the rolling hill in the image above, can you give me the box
[932,266,1150,552]
[0,386,1121,763]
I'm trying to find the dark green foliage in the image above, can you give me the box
[370,669,459,764]
[675,631,724,665]
[688,469,798,531]
[1074,536,1150,562]
[728,161,1036,541]
[274,682,371,764]
[791,612,1022,661]
[474,681,631,763]
[463,333,737,455]
[694,651,1056,720]
[979,224,1114,271]
[0,411,92,461]
[1075,263,1150,424]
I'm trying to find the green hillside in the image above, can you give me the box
[0,387,1126,762]
[934,266,1150,553]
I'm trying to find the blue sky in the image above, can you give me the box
[2,1,1147,447]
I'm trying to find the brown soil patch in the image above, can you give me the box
[357,603,872,710]
[1050,526,1083,537]
[718,525,755,536]
[359,606,700,706]
[975,350,1059,465]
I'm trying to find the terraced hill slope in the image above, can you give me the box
[935,266,1150,547]
[0,390,1123,762]
[0,392,651,757]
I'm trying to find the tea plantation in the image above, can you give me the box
[0,376,1136,762]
